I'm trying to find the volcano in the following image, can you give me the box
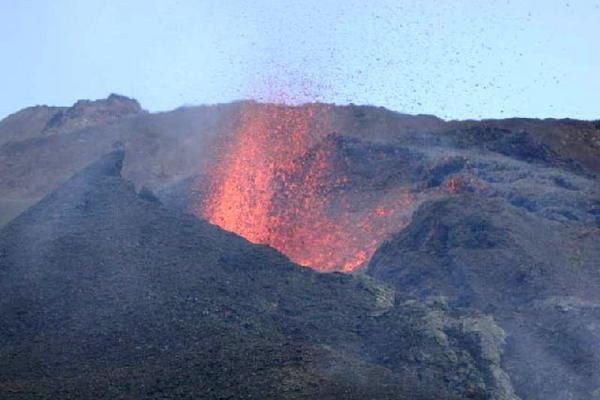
[1,96,600,399]
[0,149,512,399]
[196,102,418,272]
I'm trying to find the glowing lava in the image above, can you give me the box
[196,101,413,272]
[200,101,326,242]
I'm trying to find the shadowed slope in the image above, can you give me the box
[368,195,600,400]
[0,150,514,399]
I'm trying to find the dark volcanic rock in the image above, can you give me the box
[368,195,600,399]
[443,126,587,176]
[0,151,515,399]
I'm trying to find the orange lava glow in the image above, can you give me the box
[196,101,413,272]
[447,176,459,193]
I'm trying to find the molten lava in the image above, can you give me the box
[196,101,414,272]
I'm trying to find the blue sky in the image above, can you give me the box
[1,0,599,120]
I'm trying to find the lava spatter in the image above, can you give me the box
[196,100,413,272]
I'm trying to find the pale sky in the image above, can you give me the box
[1,0,599,120]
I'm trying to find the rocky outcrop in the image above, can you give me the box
[41,93,143,134]
[0,105,67,146]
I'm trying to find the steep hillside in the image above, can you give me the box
[0,150,515,399]
[368,195,600,399]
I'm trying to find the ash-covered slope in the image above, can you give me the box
[2,96,598,230]
[0,94,143,144]
[0,150,516,399]
[0,96,238,226]
[368,195,600,400]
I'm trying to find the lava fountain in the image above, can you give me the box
[195,100,414,272]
